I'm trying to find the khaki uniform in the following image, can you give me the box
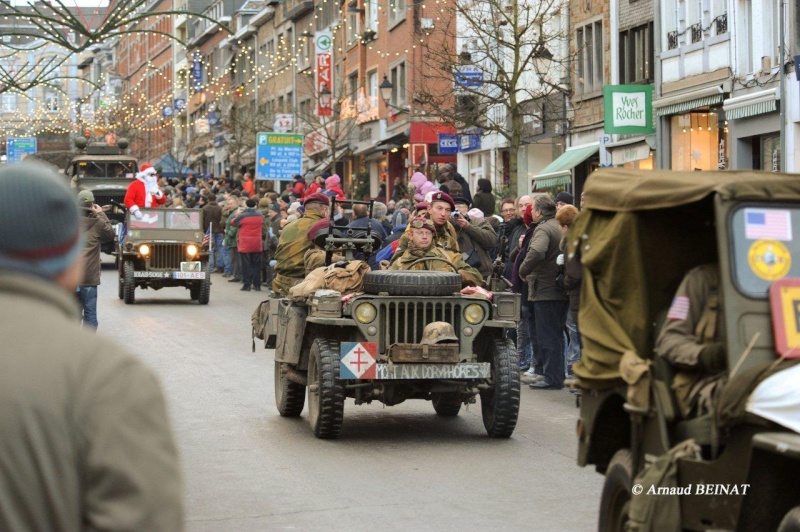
[656,264,726,417]
[393,219,459,261]
[389,244,483,286]
[272,210,325,295]
[0,271,183,531]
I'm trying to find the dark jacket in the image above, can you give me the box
[502,217,527,278]
[452,171,472,204]
[80,212,115,286]
[472,191,496,217]
[518,216,567,302]
[201,203,224,234]
[231,208,264,253]
[563,237,582,313]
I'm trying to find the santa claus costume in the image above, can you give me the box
[124,163,167,220]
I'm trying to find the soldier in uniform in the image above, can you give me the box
[271,193,330,295]
[388,217,482,287]
[656,264,727,418]
[392,191,460,261]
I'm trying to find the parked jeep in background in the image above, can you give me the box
[66,136,137,253]
[255,199,521,440]
[119,208,210,304]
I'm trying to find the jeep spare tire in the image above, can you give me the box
[363,270,462,296]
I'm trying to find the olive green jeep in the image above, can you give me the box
[255,199,521,439]
[118,208,211,304]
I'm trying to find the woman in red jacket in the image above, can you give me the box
[231,198,265,291]
[324,174,346,201]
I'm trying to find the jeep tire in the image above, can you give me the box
[275,361,305,417]
[123,261,136,305]
[363,270,462,296]
[307,338,345,439]
[599,449,633,532]
[480,338,519,437]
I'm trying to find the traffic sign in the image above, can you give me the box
[162,106,174,118]
[454,65,484,88]
[256,132,303,180]
[174,98,186,111]
[6,137,37,162]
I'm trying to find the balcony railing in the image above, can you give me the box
[715,13,727,35]
[690,23,702,44]
[667,31,678,50]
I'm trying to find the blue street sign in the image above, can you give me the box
[438,133,459,155]
[174,98,186,111]
[459,132,481,152]
[6,137,37,162]
[454,65,484,88]
[256,132,303,180]
[162,106,174,118]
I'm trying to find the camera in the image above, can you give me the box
[452,211,461,218]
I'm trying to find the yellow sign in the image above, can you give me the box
[748,239,791,281]
[777,286,800,350]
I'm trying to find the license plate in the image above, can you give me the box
[133,271,170,278]
[181,261,202,272]
[173,272,206,279]
[373,363,491,380]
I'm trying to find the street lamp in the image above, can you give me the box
[379,75,393,105]
[532,43,554,80]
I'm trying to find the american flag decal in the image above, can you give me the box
[745,209,792,241]
[666,295,690,321]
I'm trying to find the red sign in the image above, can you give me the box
[314,30,334,117]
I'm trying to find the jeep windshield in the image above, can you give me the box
[730,204,800,298]
[129,209,202,230]
[74,160,136,179]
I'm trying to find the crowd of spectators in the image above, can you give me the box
[163,164,584,392]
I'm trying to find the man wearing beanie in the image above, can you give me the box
[0,162,183,530]
[231,198,265,291]
[76,190,115,328]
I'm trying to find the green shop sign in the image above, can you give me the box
[603,85,655,134]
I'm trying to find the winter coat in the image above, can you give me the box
[518,216,567,302]
[0,270,183,531]
[80,212,115,286]
[325,185,346,201]
[389,245,482,287]
[472,191,496,217]
[231,208,264,253]
[223,210,240,248]
[124,179,167,210]
[201,203,224,234]
[502,217,527,279]
[455,216,497,279]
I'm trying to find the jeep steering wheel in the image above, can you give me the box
[404,256,459,272]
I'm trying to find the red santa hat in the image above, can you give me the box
[136,163,157,181]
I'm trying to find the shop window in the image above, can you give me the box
[670,111,727,171]
[759,134,781,172]
[619,22,653,84]
[576,19,603,95]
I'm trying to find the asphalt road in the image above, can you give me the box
[98,261,603,531]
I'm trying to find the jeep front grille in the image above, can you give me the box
[149,244,184,269]
[378,301,462,352]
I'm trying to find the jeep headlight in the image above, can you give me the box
[355,302,377,324]
[138,244,150,257]
[464,304,485,325]
[186,244,198,258]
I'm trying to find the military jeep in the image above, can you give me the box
[66,136,138,254]
[572,169,800,531]
[257,199,521,439]
[118,208,211,304]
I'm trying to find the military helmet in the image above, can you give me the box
[421,322,459,345]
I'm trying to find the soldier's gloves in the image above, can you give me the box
[698,343,727,371]
[460,271,474,286]
[556,254,565,266]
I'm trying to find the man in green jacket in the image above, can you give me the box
[272,193,330,295]
[0,162,183,531]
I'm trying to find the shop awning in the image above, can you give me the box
[654,86,724,117]
[723,88,779,120]
[533,144,599,189]
[604,136,653,166]
[376,132,408,149]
